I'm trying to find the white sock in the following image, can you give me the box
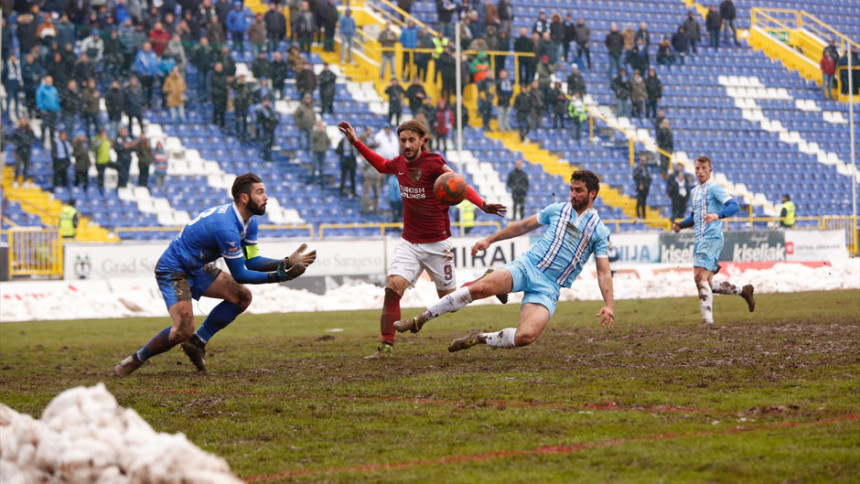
[420,287,473,323]
[713,281,741,295]
[697,281,714,324]
[483,328,517,348]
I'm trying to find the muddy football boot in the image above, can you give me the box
[364,342,394,359]
[447,330,485,352]
[181,338,208,373]
[114,354,144,377]
[741,284,755,312]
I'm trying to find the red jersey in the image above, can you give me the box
[380,151,451,244]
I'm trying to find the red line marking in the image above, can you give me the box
[244,414,860,482]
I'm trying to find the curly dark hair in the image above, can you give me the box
[232,172,262,202]
[570,170,601,195]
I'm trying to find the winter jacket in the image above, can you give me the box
[36,84,60,112]
[248,19,266,44]
[575,23,590,46]
[60,88,82,115]
[605,31,624,55]
[630,76,647,103]
[73,139,91,173]
[81,88,100,115]
[293,103,316,130]
[105,87,125,120]
[706,11,722,32]
[133,50,160,77]
[340,16,356,37]
[264,10,287,39]
[163,73,187,107]
[612,75,631,100]
[506,168,529,197]
[123,84,144,116]
[683,16,701,41]
[645,75,662,100]
[567,72,586,96]
[719,1,736,21]
[227,8,249,33]
[311,128,330,153]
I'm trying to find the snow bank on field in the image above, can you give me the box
[0,384,242,484]
[1,260,858,322]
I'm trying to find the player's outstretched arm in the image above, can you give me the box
[338,121,389,172]
[595,257,615,329]
[471,215,541,256]
[244,243,316,275]
[463,185,507,217]
[673,211,694,232]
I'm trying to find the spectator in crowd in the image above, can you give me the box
[632,153,651,218]
[645,67,662,119]
[387,174,403,222]
[562,14,575,65]
[612,69,630,117]
[257,97,279,161]
[357,127,382,214]
[434,98,454,151]
[4,54,23,119]
[682,11,701,56]
[568,92,587,143]
[456,199,475,234]
[435,0,457,38]
[536,55,553,111]
[532,11,548,35]
[538,32,553,65]
[153,141,168,190]
[397,0,415,19]
[400,20,418,80]
[21,54,43,119]
[124,76,145,135]
[335,133,357,197]
[478,71,496,130]
[621,24,635,60]
[233,75,254,141]
[340,9,356,65]
[319,0,339,53]
[105,81,124,141]
[550,81,567,128]
[136,133,153,187]
[437,45,457,101]
[16,14,39,59]
[654,107,667,132]
[287,44,305,73]
[157,55,176,108]
[192,37,214,101]
[574,18,592,70]
[52,131,73,191]
[549,14,565,64]
[226,2,249,52]
[211,62,229,128]
[319,63,337,115]
[498,0,514,35]
[634,22,651,52]
[671,27,689,65]
[657,37,674,66]
[93,129,113,194]
[46,51,70,93]
[294,94,316,152]
[247,13,267,58]
[251,51,271,79]
[657,118,673,176]
[58,199,78,240]
[719,0,739,47]
[666,163,691,224]
[310,120,330,186]
[706,5,721,51]
[779,194,795,229]
[56,14,75,48]
[460,16,475,45]
[630,70,646,119]
[506,159,529,220]
[295,61,317,100]
[820,48,836,99]
[163,66,188,123]
[36,75,60,146]
[513,83,531,141]
[567,63,586,98]
[378,23,398,80]
[114,126,136,188]
[216,44,237,76]
[11,118,36,186]
[496,69,514,131]
[471,51,491,83]
[414,31,433,81]
[81,79,100,139]
[270,52,288,99]
[149,22,170,57]
[823,39,839,63]
[132,42,159,107]
[837,48,860,95]
[494,28,511,78]
[605,23,623,80]
[526,79,544,131]
[265,2,288,53]
[406,77,427,116]
[628,37,649,76]
[514,28,535,85]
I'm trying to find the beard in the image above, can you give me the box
[248,199,266,216]
[571,197,589,211]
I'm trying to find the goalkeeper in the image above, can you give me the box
[114,173,316,377]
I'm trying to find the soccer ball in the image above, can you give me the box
[433,172,467,205]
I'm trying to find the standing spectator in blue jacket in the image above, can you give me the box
[340,9,357,65]
[124,77,145,136]
[36,76,61,146]
[400,21,418,80]
[705,6,721,51]
[21,54,44,119]
[719,0,739,47]
[227,2,249,52]
[133,42,160,108]
[671,26,689,65]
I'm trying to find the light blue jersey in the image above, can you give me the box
[160,203,258,273]
[691,180,731,241]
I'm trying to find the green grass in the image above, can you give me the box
[1,290,859,483]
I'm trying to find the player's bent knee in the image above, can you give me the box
[235,286,252,310]
[514,331,539,347]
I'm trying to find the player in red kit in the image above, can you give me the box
[338,119,507,359]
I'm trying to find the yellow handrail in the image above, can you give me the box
[363,0,440,38]
[587,106,676,171]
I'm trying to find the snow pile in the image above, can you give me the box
[0,383,242,484]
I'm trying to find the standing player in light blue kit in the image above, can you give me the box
[114,173,317,376]
[673,156,755,325]
[394,170,615,352]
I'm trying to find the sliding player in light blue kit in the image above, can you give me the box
[673,156,755,325]
[114,173,316,376]
[394,170,615,352]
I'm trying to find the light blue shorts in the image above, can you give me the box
[502,257,561,318]
[693,237,723,273]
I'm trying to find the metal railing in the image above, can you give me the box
[3,228,64,278]
[318,220,503,238]
[113,224,316,239]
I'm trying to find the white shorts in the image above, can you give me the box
[388,238,456,291]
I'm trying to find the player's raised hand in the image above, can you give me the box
[337,121,358,144]
[274,260,306,281]
[286,243,317,268]
[597,306,614,329]
[471,238,491,257]
[480,202,507,217]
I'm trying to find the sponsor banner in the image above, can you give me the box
[660,231,787,264]
[609,233,661,263]
[658,231,698,264]
[784,230,848,261]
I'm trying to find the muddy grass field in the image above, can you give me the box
[1,290,858,482]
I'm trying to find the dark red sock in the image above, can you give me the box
[381,288,401,345]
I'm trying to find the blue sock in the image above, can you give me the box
[136,327,174,362]
[195,301,243,343]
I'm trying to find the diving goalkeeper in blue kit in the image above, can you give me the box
[114,173,316,376]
